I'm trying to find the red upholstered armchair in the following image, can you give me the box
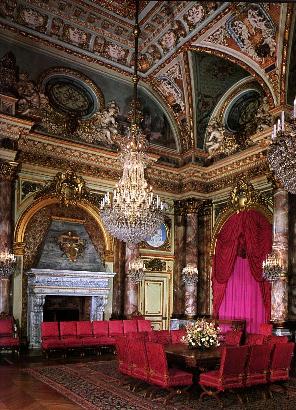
[269,342,294,383]
[137,319,152,333]
[199,346,249,404]
[0,316,20,355]
[41,322,65,354]
[148,330,172,345]
[109,320,123,337]
[224,330,242,346]
[123,320,138,335]
[245,344,273,387]
[145,342,192,404]
[171,329,186,344]
[245,333,265,346]
[59,321,81,347]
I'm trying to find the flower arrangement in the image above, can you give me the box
[181,319,220,349]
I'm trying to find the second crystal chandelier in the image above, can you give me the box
[100,0,165,244]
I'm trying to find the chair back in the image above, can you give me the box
[41,322,59,339]
[268,335,289,345]
[259,323,273,336]
[137,319,152,333]
[219,345,249,377]
[59,321,77,338]
[76,321,92,338]
[269,342,294,380]
[0,318,13,337]
[115,336,130,375]
[171,329,186,344]
[123,320,138,334]
[148,330,171,345]
[247,344,272,372]
[245,333,264,345]
[146,342,169,379]
[109,320,123,336]
[224,330,242,346]
[92,320,108,337]
[130,339,149,381]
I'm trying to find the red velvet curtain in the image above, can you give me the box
[212,210,272,321]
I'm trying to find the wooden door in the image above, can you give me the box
[139,273,171,330]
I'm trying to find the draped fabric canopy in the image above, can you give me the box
[212,210,272,322]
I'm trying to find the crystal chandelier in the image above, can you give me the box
[262,250,284,282]
[267,100,296,193]
[0,250,16,278]
[128,258,146,283]
[100,0,165,244]
[182,263,199,285]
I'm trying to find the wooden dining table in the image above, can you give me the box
[165,343,221,370]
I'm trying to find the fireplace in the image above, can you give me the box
[27,269,115,348]
[43,296,91,322]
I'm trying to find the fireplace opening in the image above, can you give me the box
[43,296,91,322]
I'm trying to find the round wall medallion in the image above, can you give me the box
[146,223,167,248]
[45,77,96,118]
[226,90,261,133]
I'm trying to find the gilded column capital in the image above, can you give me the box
[174,198,204,215]
[266,172,284,190]
[174,200,187,216]
[0,160,18,181]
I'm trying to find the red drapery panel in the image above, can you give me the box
[212,210,272,321]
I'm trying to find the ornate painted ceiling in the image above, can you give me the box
[0,1,295,171]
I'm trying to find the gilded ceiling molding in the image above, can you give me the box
[0,113,33,140]
[0,160,18,181]
[210,178,273,258]
[13,194,113,256]
[279,3,294,105]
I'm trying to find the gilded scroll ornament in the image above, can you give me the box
[229,178,262,212]
[57,231,86,262]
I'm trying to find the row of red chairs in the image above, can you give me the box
[41,319,152,353]
[0,316,20,354]
[199,342,295,403]
[221,329,289,347]
[116,337,193,403]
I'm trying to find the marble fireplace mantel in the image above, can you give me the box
[27,269,116,348]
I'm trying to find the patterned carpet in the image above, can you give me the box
[24,360,296,410]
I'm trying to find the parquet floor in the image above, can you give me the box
[0,351,113,410]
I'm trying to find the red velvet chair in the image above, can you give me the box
[93,320,115,346]
[59,321,81,347]
[130,339,149,382]
[259,323,273,336]
[245,334,265,346]
[146,342,193,403]
[269,342,294,382]
[267,335,289,345]
[123,320,138,334]
[115,336,131,375]
[77,321,97,347]
[224,330,242,346]
[41,322,65,353]
[109,320,123,338]
[148,330,172,345]
[137,319,152,333]
[199,346,249,404]
[0,317,20,355]
[171,329,186,344]
[245,344,273,387]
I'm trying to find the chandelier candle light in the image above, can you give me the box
[268,98,296,194]
[263,250,284,282]
[100,0,165,244]
[0,250,16,278]
[128,258,146,283]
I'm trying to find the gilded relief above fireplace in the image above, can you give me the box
[57,231,86,262]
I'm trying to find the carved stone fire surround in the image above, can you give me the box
[27,269,115,348]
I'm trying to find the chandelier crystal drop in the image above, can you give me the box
[267,100,296,194]
[128,258,146,283]
[262,251,283,282]
[0,250,16,278]
[182,263,199,285]
[100,0,165,244]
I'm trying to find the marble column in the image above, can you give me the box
[124,243,139,318]
[184,199,200,319]
[271,185,289,327]
[112,240,126,318]
[0,160,17,313]
[172,201,186,317]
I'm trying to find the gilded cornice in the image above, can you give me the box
[0,160,18,181]
[18,130,271,196]
[0,113,33,140]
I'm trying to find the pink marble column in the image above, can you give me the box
[173,202,186,317]
[124,243,139,318]
[0,161,16,314]
[184,199,200,319]
[271,186,289,325]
